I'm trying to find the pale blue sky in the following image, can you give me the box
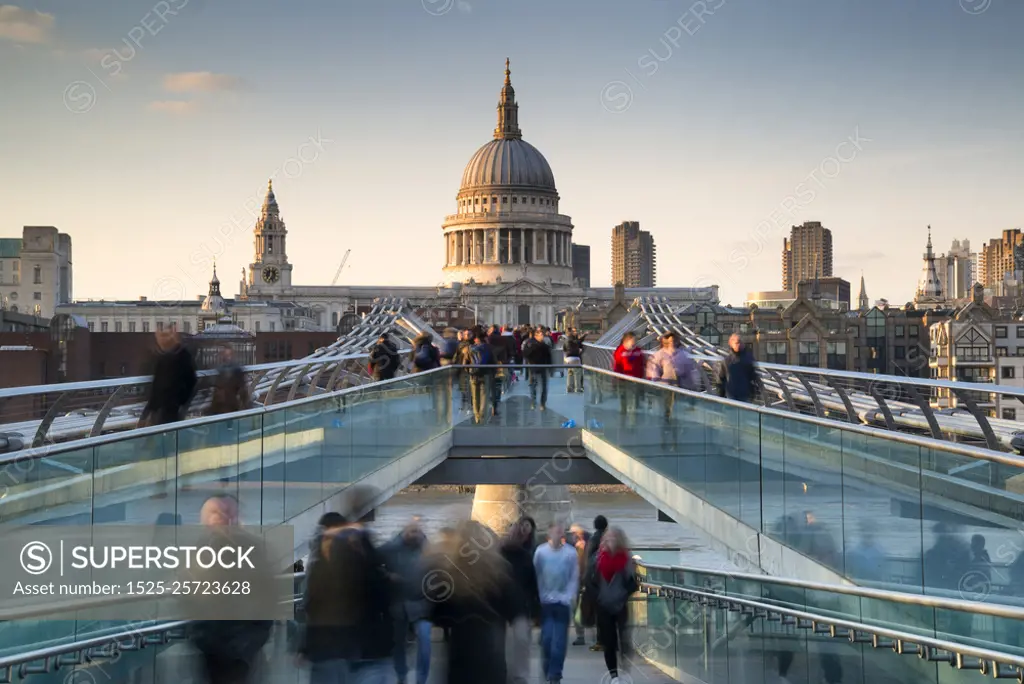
[1,0,1021,305]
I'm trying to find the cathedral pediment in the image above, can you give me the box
[491,278,554,297]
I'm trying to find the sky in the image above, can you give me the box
[1,0,1022,306]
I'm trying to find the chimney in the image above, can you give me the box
[139,296,147,302]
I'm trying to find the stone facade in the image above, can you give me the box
[0,226,72,319]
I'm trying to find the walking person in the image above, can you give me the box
[580,515,608,651]
[590,527,639,684]
[715,333,761,403]
[469,328,497,423]
[141,329,197,426]
[647,332,699,422]
[568,524,591,646]
[424,521,522,684]
[501,518,541,684]
[522,327,552,410]
[298,512,352,683]
[612,332,645,426]
[454,330,474,412]
[207,346,250,416]
[380,516,431,684]
[410,332,446,425]
[369,333,401,381]
[189,494,273,684]
[562,330,586,393]
[534,522,580,684]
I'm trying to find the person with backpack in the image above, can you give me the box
[369,334,400,381]
[588,526,638,683]
[715,333,761,403]
[469,328,497,424]
[454,329,474,413]
[562,331,587,393]
[411,332,445,424]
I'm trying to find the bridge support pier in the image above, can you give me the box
[471,484,573,537]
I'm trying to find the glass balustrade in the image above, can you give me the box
[586,368,1024,609]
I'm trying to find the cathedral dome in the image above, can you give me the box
[457,58,557,194]
[460,138,555,191]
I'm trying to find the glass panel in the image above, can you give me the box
[94,432,178,525]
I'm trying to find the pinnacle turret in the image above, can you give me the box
[494,58,522,140]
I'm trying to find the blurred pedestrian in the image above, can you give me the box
[369,333,401,381]
[568,524,590,646]
[141,329,197,426]
[188,494,272,684]
[534,522,579,684]
[590,526,638,683]
[208,346,250,415]
[580,515,608,651]
[380,516,432,684]
[562,331,586,393]
[501,518,540,684]
[716,333,761,403]
[469,328,498,423]
[424,521,521,684]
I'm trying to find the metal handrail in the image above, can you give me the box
[635,561,1024,619]
[640,580,1024,674]
[0,364,448,466]
[585,365,1024,468]
[585,342,1023,400]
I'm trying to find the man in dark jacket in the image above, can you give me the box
[142,330,197,426]
[369,334,401,381]
[188,494,273,683]
[380,517,431,684]
[469,329,498,423]
[580,514,608,651]
[522,327,552,410]
[563,330,587,393]
[716,333,761,403]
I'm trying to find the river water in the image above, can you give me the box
[366,488,742,572]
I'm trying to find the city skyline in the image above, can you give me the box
[2,0,1023,306]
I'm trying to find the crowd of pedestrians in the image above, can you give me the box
[285,507,638,684]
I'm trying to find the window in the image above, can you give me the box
[33,292,40,300]
[331,311,339,327]
[87,322,94,332]
[909,325,919,336]
[1003,408,1017,421]
[765,341,787,364]
[866,310,885,342]
[997,346,1008,356]
[798,340,820,367]
[826,341,847,369]
[512,197,518,204]
[129,322,136,332]
[531,198,536,204]
[142,322,150,333]
[101,322,108,332]
[1018,327,1024,338]
[157,321,164,332]
[895,325,905,337]
[1018,347,1024,357]
[1002,366,1016,379]
[255,321,260,332]
[894,346,906,360]
[33,265,41,284]
[114,321,122,332]
[183,321,191,333]
[270,321,276,331]
[996,326,1008,338]
[502,196,508,204]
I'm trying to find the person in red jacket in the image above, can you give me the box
[612,332,645,424]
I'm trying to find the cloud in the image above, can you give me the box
[148,100,197,114]
[456,1,472,12]
[162,71,242,94]
[0,5,55,44]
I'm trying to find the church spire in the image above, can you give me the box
[915,224,943,306]
[494,58,522,140]
[858,271,869,311]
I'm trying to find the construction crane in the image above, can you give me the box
[331,249,351,286]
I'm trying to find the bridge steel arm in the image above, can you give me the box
[762,369,796,411]
[794,373,825,418]
[89,386,130,437]
[950,388,1000,452]
[821,378,860,424]
[32,392,74,448]
[905,385,943,441]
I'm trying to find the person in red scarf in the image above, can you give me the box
[588,527,638,682]
[612,332,645,426]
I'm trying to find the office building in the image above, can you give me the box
[980,229,1024,293]
[781,221,832,291]
[611,221,656,288]
[571,243,591,289]
[0,226,73,319]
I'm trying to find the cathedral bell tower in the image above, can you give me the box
[248,179,293,293]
